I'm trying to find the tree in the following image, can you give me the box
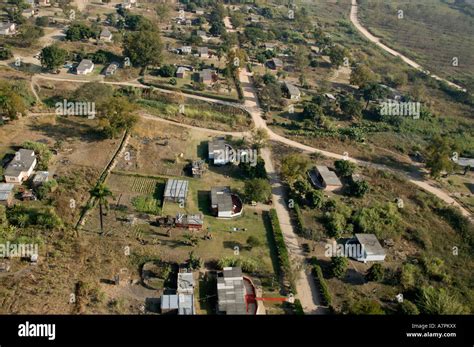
[123,28,163,74]
[210,21,225,36]
[362,83,388,109]
[65,23,96,41]
[425,136,456,178]
[158,64,177,78]
[0,47,12,60]
[294,46,309,72]
[35,16,49,27]
[349,180,370,197]
[325,212,347,238]
[230,12,245,28]
[239,157,267,179]
[250,128,269,150]
[366,263,384,282]
[90,183,113,235]
[350,64,376,88]
[0,81,26,118]
[302,103,324,121]
[353,203,401,239]
[41,45,68,72]
[329,256,348,278]
[328,45,348,69]
[98,97,138,138]
[340,94,363,121]
[260,82,282,110]
[281,154,309,184]
[334,159,356,177]
[155,3,171,23]
[306,189,324,208]
[244,178,272,203]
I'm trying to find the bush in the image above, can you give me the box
[35,16,50,27]
[292,203,305,236]
[334,159,356,177]
[399,300,420,315]
[349,180,370,197]
[35,179,58,200]
[329,256,348,278]
[158,65,177,78]
[311,261,332,306]
[169,78,177,85]
[349,299,385,314]
[365,263,384,282]
[246,235,261,249]
[0,47,13,60]
[244,178,271,203]
[416,286,468,314]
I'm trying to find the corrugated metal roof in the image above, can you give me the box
[315,166,342,187]
[164,179,189,200]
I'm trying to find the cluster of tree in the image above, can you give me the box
[6,205,62,229]
[0,47,13,60]
[0,81,27,119]
[243,178,271,203]
[208,3,226,36]
[65,23,97,41]
[239,156,267,179]
[323,199,353,239]
[97,96,138,138]
[41,45,68,72]
[122,22,162,74]
[22,141,52,170]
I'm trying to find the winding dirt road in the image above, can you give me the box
[350,0,467,92]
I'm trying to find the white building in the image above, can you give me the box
[76,59,94,75]
[4,149,37,183]
[347,234,386,263]
[0,22,16,36]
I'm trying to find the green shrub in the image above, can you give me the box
[399,300,420,315]
[365,263,384,282]
[311,261,332,306]
[329,256,348,278]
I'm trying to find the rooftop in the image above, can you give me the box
[285,82,300,96]
[355,234,386,257]
[164,179,189,200]
[0,183,14,201]
[217,267,247,314]
[4,149,36,177]
[77,59,94,71]
[315,165,342,187]
[211,186,233,213]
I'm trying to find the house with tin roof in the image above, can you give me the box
[211,186,242,218]
[308,165,342,192]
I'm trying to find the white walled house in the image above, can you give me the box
[4,149,37,183]
[0,22,16,35]
[346,234,386,263]
[76,59,94,75]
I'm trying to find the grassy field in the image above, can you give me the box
[358,0,474,91]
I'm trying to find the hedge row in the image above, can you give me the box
[310,260,332,307]
[268,209,292,287]
[292,202,305,236]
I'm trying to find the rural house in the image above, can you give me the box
[197,69,215,85]
[211,186,242,218]
[267,57,283,70]
[76,59,94,75]
[4,149,37,183]
[197,47,209,58]
[99,28,113,42]
[308,165,342,192]
[208,137,232,165]
[104,62,119,76]
[346,234,386,263]
[284,82,301,100]
[217,267,257,315]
